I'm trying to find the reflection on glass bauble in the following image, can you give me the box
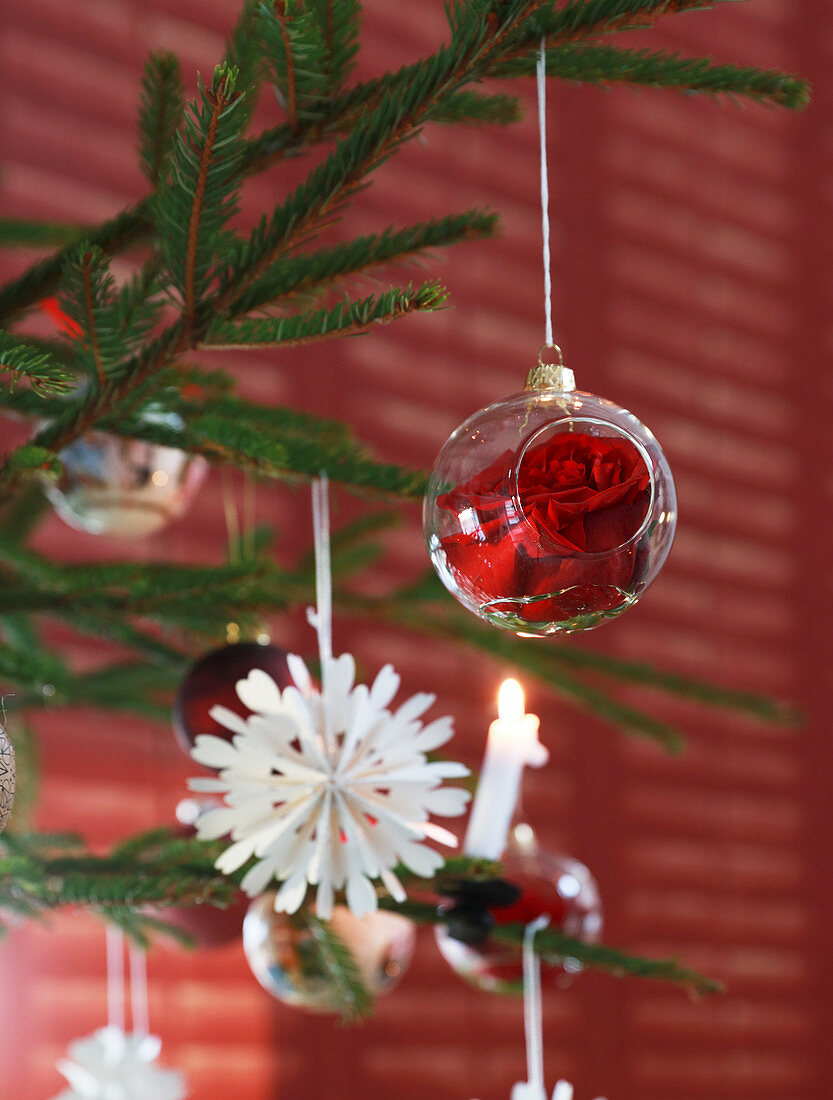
[243,893,416,1012]
[172,642,294,757]
[435,844,602,993]
[424,388,676,635]
[43,430,207,538]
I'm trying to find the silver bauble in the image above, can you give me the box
[44,430,207,538]
[242,894,416,1012]
[0,726,15,834]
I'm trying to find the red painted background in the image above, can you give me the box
[1,1,831,1098]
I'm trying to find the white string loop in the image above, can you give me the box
[523,915,551,1093]
[308,475,333,673]
[537,38,553,349]
[129,946,150,1038]
[308,475,335,749]
[105,925,125,1033]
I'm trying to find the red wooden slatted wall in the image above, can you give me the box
[1,1,831,1098]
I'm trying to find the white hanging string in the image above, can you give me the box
[105,925,126,1033]
[537,38,553,349]
[309,475,333,670]
[129,946,150,1038]
[522,915,551,1094]
[308,475,334,749]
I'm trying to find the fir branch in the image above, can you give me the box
[0,639,174,723]
[0,832,237,938]
[0,204,153,327]
[496,41,810,107]
[0,558,304,634]
[1,831,722,998]
[66,613,191,670]
[433,88,523,125]
[57,247,162,388]
[535,643,800,726]
[138,52,186,188]
[206,282,449,348]
[532,0,728,42]
[81,254,107,385]
[0,636,70,701]
[229,209,498,315]
[383,897,721,996]
[266,2,300,129]
[182,414,426,498]
[0,0,808,328]
[224,0,266,126]
[305,913,374,1021]
[0,485,52,546]
[110,392,351,446]
[0,332,74,397]
[343,591,686,750]
[156,63,247,328]
[0,218,88,249]
[491,922,723,996]
[414,607,686,751]
[307,0,362,94]
[217,21,494,304]
[95,390,426,499]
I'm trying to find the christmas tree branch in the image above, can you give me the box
[227,209,498,315]
[205,282,449,348]
[497,43,809,107]
[381,898,721,997]
[0,832,723,1002]
[0,204,153,327]
[305,912,374,1020]
[138,52,185,189]
[0,218,89,249]
[156,63,247,331]
[0,333,74,397]
[0,0,808,330]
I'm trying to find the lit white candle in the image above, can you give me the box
[464,679,549,861]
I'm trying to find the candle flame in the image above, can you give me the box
[497,677,525,720]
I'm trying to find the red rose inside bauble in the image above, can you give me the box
[438,430,651,623]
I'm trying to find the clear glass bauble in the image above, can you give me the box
[43,424,207,538]
[424,387,676,635]
[242,893,416,1012]
[434,842,602,994]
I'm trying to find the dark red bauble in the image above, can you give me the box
[157,893,250,949]
[148,804,250,948]
[173,642,294,756]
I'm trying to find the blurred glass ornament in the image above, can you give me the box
[43,415,207,538]
[0,725,15,834]
[435,832,602,993]
[242,892,416,1012]
[172,641,293,757]
[424,384,676,636]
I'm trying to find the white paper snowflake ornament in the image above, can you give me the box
[189,653,470,919]
[189,476,470,920]
[52,1026,187,1100]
